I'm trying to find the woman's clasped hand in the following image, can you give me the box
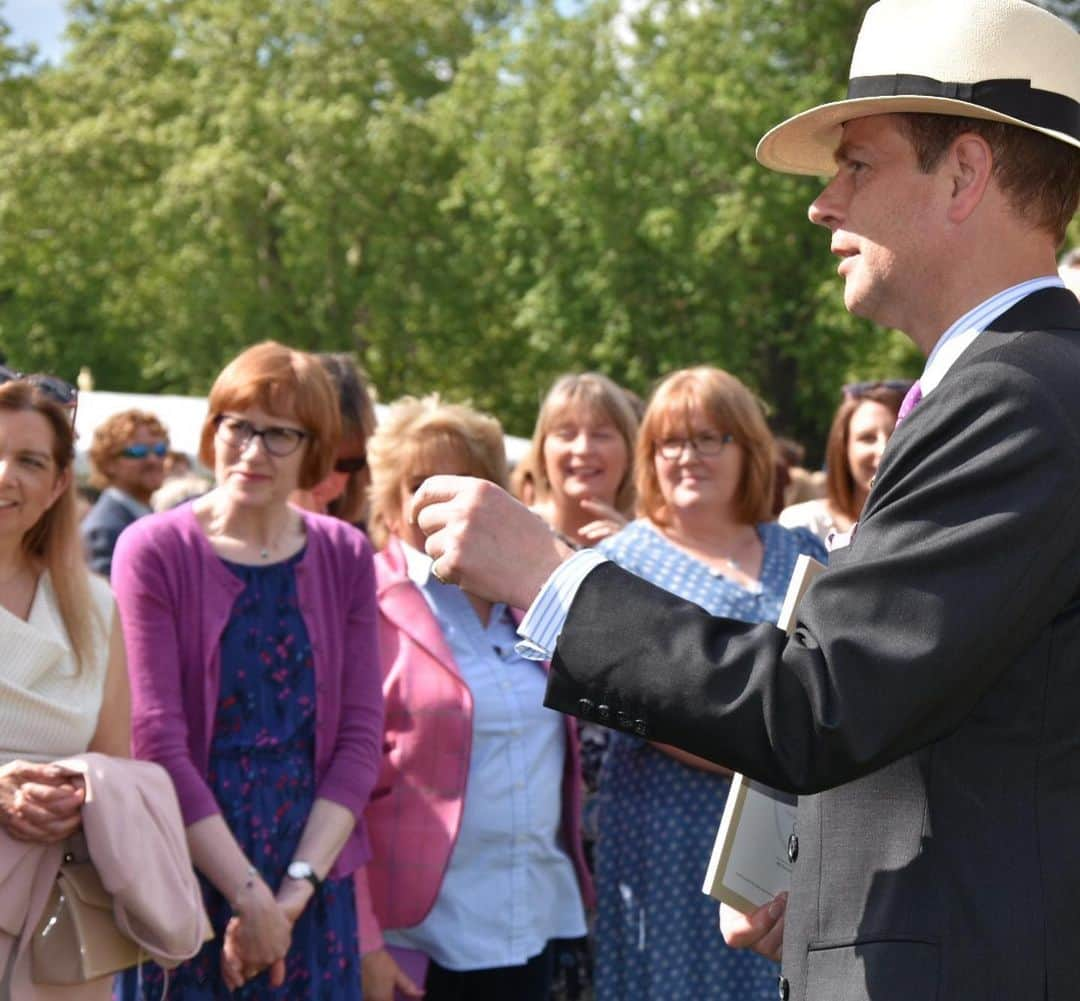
[0,761,85,843]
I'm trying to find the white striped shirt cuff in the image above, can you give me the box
[515,549,609,660]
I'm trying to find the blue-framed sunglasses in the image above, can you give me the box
[118,441,169,460]
[0,365,78,425]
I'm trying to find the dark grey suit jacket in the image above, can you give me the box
[546,288,1080,1001]
[81,490,140,578]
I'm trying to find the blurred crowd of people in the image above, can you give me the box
[0,244,1075,1001]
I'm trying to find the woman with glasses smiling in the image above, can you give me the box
[589,367,825,1001]
[112,342,383,1000]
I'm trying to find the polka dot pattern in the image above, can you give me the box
[592,520,826,1001]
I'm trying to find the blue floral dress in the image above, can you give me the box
[592,520,826,1001]
[116,552,361,1001]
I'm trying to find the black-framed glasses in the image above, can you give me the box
[118,441,168,460]
[333,455,367,474]
[842,379,914,400]
[656,431,734,460]
[213,415,309,458]
[0,365,79,425]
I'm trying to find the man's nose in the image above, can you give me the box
[808,176,844,230]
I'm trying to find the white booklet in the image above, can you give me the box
[701,553,826,914]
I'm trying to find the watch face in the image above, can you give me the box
[288,861,311,879]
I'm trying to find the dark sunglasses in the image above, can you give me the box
[118,441,169,460]
[842,379,915,401]
[333,455,367,474]
[0,365,79,424]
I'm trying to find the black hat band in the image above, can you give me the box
[847,74,1080,141]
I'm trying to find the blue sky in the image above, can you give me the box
[0,0,610,65]
[3,0,68,62]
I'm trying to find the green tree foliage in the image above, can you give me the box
[14,0,1052,457]
[419,0,917,446]
[0,0,523,389]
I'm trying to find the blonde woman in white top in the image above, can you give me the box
[0,376,130,847]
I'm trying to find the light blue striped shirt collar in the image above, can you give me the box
[919,276,1064,396]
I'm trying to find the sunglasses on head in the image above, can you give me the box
[333,455,367,475]
[119,441,169,460]
[0,365,79,424]
[842,379,915,401]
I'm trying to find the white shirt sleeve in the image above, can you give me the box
[515,548,610,660]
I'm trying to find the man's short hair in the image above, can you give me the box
[896,113,1080,246]
[88,409,169,488]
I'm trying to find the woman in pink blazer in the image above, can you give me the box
[356,395,593,1001]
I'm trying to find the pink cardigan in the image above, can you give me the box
[355,537,594,952]
[112,503,384,878]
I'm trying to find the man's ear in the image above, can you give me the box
[946,133,994,225]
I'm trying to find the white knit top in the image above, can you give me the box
[0,571,114,765]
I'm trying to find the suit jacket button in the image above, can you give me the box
[787,833,799,864]
[578,698,595,718]
[597,704,611,721]
[616,710,632,728]
[633,719,647,736]
[778,975,790,1001]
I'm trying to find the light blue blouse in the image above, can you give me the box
[383,544,586,970]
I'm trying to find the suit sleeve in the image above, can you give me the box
[545,346,1080,793]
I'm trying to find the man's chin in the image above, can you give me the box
[843,283,880,325]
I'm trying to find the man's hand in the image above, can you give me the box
[719,894,786,962]
[411,476,573,608]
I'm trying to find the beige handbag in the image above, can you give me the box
[30,856,142,985]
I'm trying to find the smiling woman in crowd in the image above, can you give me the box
[0,375,131,995]
[779,381,907,543]
[526,373,639,548]
[592,366,825,1001]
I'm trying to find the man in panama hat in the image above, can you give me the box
[412,0,1080,997]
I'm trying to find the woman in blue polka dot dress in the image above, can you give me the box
[593,367,826,1001]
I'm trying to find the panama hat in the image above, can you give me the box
[756,0,1080,176]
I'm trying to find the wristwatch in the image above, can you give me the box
[286,860,321,891]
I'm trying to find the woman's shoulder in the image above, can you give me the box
[760,519,829,562]
[116,500,198,550]
[297,511,375,589]
[596,518,656,559]
[778,498,829,528]
[300,508,372,554]
[85,571,114,613]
